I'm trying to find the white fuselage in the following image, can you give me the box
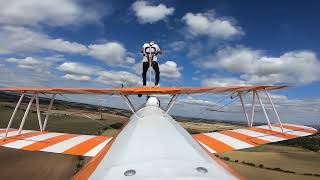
[89,105,238,180]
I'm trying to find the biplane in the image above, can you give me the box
[0,86,317,180]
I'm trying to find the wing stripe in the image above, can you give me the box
[0,131,44,147]
[219,130,270,146]
[197,141,217,153]
[205,132,253,149]
[3,133,63,149]
[232,129,286,142]
[249,127,296,139]
[193,134,234,153]
[0,130,34,139]
[83,138,113,157]
[22,133,78,151]
[274,124,317,134]
[64,136,110,156]
[258,126,311,137]
[41,135,94,153]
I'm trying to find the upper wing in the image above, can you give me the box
[0,85,287,95]
[0,128,112,157]
[192,123,317,153]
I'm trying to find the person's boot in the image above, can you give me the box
[154,84,160,88]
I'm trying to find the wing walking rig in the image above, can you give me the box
[0,86,317,180]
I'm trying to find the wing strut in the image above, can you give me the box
[4,93,25,138]
[43,94,56,131]
[121,95,139,118]
[165,94,179,113]
[238,92,250,127]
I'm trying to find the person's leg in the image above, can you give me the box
[142,62,149,86]
[152,61,160,85]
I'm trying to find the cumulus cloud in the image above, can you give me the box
[5,56,61,73]
[57,62,98,75]
[169,41,187,52]
[96,70,141,87]
[63,74,91,81]
[131,1,174,24]
[200,46,320,85]
[182,11,243,39]
[0,0,102,27]
[159,61,182,79]
[0,26,88,55]
[126,56,136,64]
[88,42,126,66]
[202,77,249,87]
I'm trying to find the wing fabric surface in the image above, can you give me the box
[0,129,112,157]
[193,123,317,153]
[0,85,287,95]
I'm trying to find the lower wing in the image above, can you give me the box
[0,129,112,157]
[193,123,318,153]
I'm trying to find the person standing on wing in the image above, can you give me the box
[141,40,161,87]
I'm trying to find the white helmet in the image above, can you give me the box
[149,40,155,45]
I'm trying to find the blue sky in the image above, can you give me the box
[0,0,319,125]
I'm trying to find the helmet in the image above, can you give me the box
[149,41,155,45]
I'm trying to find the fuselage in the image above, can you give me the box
[74,103,241,180]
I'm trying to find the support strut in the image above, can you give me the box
[5,93,25,138]
[18,94,36,135]
[238,92,250,127]
[43,94,56,131]
[256,91,272,130]
[265,90,284,132]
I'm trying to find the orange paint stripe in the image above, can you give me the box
[64,136,110,156]
[72,138,115,180]
[22,134,78,151]
[274,124,317,134]
[249,127,297,139]
[198,142,246,180]
[193,134,234,153]
[220,130,270,146]
[0,131,44,145]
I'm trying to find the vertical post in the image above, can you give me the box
[43,94,55,131]
[238,92,250,127]
[265,90,284,132]
[256,91,272,130]
[35,94,43,132]
[4,93,25,138]
[166,95,179,113]
[250,91,256,127]
[18,94,36,135]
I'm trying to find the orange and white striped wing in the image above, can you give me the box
[193,123,318,153]
[0,129,112,157]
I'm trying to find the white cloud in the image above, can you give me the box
[88,42,126,66]
[57,62,97,75]
[63,74,91,81]
[179,96,216,106]
[201,46,320,85]
[0,26,88,54]
[96,70,141,87]
[0,0,101,27]
[5,56,60,73]
[202,77,249,87]
[182,11,243,39]
[126,56,136,64]
[169,41,187,52]
[131,1,174,24]
[159,61,182,79]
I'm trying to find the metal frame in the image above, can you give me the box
[4,93,25,138]
[255,91,272,130]
[121,95,139,118]
[238,92,250,127]
[250,91,256,127]
[165,94,179,113]
[35,94,43,131]
[42,94,56,131]
[265,90,284,132]
[18,94,36,135]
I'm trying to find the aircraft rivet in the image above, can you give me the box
[124,169,136,176]
[196,167,208,173]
